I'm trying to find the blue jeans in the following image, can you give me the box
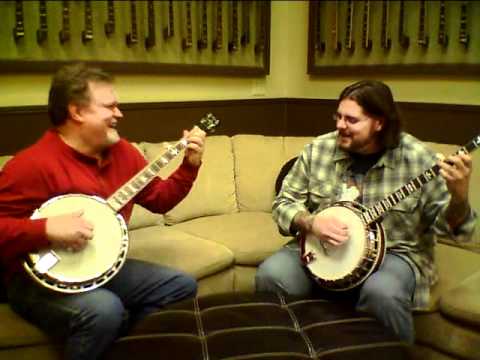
[7,259,197,360]
[255,241,416,343]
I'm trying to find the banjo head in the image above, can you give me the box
[24,194,129,293]
[302,203,385,291]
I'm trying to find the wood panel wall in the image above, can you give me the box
[0,99,478,156]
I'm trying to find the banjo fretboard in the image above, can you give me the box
[362,136,480,225]
[107,113,218,212]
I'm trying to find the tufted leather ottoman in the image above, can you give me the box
[106,292,411,360]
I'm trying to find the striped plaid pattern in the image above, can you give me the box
[273,131,477,309]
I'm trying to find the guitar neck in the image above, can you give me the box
[126,0,138,46]
[417,0,429,48]
[345,0,355,51]
[332,1,341,52]
[197,0,208,50]
[107,112,219,212]
[362,136,480,225]
[228,0,239,52]
[107,139,188,212]
[145,0,156,49]
[398,0,410,48]
[212,1,223,51]
[37,0,48,45]
[241,0,250,47]
[314,0,325,52]
[438,0,448,47]
[254,1,265,54]
[182,1,193,50]
[362,0,372,50]
[163,0,174,39]
[59,1,70,44]
[104,0,115,37]
[13,0,25,42]
[459,1,470,47]
[82,0,93,44]
[381,0,391,50]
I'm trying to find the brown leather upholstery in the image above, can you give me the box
[106,292,411,360]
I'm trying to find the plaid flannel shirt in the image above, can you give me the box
[273,131,477,310]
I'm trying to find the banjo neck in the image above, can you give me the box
[361,135,480,225]
[107,113,219,212]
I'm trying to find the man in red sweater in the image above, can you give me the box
[0,63,206,359]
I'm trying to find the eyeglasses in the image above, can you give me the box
[332,112,366,125]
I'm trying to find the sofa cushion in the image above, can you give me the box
[0,304,54,348]
[128,225,234,279]
[141,136,237,225]
[233,135,312,212]
[127,205,164,231]
[439,271,480,328]
[427,243,480,311]
[0,156,12,170]
[174,212,291,265]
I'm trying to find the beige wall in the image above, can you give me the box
[0,1,478,107]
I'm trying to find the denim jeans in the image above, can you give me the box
[255,241,416,343]
[7,259,197,360]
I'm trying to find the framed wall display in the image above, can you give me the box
[1,0,270,76]
[307,0,480,75]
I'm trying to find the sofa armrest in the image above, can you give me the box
[439,270,480,329]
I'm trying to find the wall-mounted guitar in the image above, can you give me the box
[240,1,251,47]
[254,1,265,55]
[380,0,391,50]
[104,0,115,37]
[212,1,223,51]
[82,0,93,44]
[417,0,429,48]
[197,0,208,50]
[182,1,193,50]
[314,0,325,53]
[126,0,138,46]
[345,0,355,52]
[13,0,25,43]
[23,114,220,293]
[301,135,480,291]
[438,0,448,48]
[398,0,410,49]
[163,0,175,40]
[362,0,372,50]
[59,1,71,44]
[145,0,156,49]
[228,0,239,52]
[459,1,470,48]
[37,0,48,45]
[332,0,341,53]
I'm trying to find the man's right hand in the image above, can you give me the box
[310,212,349,247]
[45,210,94,252]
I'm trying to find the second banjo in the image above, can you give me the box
[301,135,480,291]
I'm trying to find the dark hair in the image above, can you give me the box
[338,80,402,149]
[48,63,113,126]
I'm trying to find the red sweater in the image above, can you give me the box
[0,130,199,282]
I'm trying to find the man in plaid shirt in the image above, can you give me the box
[256,80,476,344]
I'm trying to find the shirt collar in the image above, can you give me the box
[47,129,113,168]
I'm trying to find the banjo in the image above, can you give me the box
[301,135,480,291]
[23,113,219,293]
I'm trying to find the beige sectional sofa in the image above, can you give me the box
[0,134,479,360]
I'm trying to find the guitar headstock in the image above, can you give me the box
[198,113,220,134]
[463,135,480,153]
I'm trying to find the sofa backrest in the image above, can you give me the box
[141,135,237,225]
[232,135,313,212]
